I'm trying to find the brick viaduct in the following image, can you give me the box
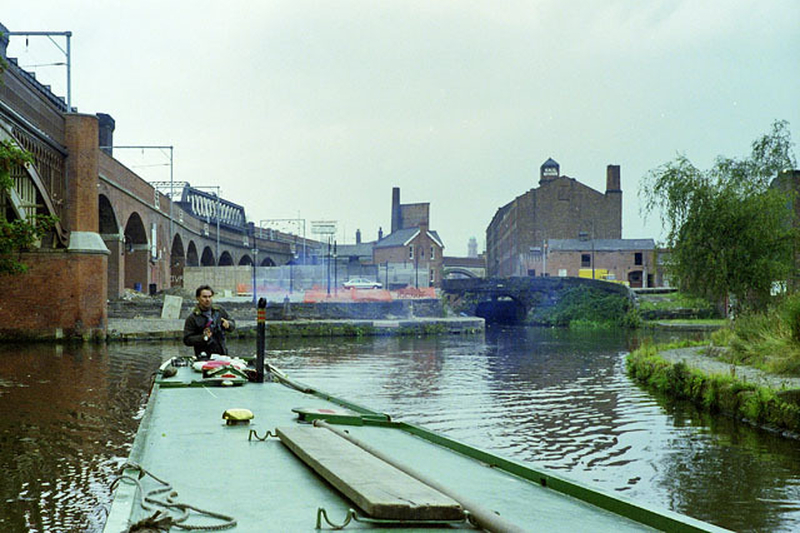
[0,29,293,340]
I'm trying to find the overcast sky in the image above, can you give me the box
[5,1,799,255]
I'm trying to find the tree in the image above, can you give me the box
[640,120,797,312]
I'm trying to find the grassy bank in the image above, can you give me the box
[528,286,639,329]
[627,341,800,435]
[709,297,800,376]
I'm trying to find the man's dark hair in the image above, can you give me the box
[196,284,215,297]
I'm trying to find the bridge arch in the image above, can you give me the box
[239,255,253,266]
[260,257,276,267]
[474,294,528,324]
[219,251,234,266]
[98,194,123,298]
[186,241,199,267]
[444,267,478,279]
[201,246,216,266]
[123,212,149,291]
[171,234,185,287]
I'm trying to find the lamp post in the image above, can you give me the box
[415,249,419,289]
[251,248,258,304]
[194,185,221,264]
[326,238,331,296]
[333,240,338,296]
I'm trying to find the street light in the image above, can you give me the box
[194,185,221,263]
[251,247,258,304]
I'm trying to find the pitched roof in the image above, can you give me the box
[547,238,655,252]
[374,227,444,249]
[337,242,375,258]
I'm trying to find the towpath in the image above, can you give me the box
[658,346,800,391]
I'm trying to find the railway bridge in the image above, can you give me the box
[0,28,302,339]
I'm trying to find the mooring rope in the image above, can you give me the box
[112,461,237,531]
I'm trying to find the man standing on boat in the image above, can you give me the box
[183,285,236,357]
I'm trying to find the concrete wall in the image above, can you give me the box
[108,298,443,321]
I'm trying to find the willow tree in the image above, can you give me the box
[640,120,797,312]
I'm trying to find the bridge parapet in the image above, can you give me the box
[442,276,632,321]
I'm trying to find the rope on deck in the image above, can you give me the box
[112,461,237,531]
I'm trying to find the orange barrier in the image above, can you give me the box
[394,286,436,299]
[236,283,251,296]
[351,288,392,302]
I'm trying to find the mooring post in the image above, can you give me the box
[256,297,267,383]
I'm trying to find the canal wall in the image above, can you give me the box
[106,316,484,341]
[627,345,800,438]
[108,298,443,321]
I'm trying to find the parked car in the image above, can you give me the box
[343,278,382,289]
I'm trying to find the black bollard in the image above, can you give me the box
[256,297,267,383]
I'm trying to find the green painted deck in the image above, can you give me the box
[104,362,731,532]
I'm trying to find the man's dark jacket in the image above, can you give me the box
[183,305,236,356]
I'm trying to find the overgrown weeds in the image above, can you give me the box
[528,286,639,329]
[709,293,800,376]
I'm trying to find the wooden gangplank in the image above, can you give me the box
[276,426,464,521]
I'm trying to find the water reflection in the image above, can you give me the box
[1,330,799,532]
[260,328,800,532]
[0,342,176,532]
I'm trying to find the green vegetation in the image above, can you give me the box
[0,133,58,274]
[640,120,797,313]
[637,292,716,313]
[627,342,800,433]
[708,293,800,376]
[644,318,728,327]
[528,286,640,329]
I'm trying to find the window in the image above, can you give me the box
[430,246,435,260]
[634,252,643,266]
[581,254,591,267]
[409,245,414,260]
[430,269,435,284]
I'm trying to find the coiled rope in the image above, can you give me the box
[112,461,236,531]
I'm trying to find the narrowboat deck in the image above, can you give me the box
[103,358,729,532]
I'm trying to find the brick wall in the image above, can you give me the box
[0,251,107,340]
[545,249,653,286]
[373,231,443,285]
[487,170,623,277]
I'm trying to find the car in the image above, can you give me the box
[343,278,382,289]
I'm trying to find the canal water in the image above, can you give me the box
[1,327,799,532]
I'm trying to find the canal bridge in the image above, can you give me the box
[0,28,308,339]
[441,276,632,323]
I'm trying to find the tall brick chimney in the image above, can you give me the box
[96,113,115,155]
[606,165,621,193]
[391,187,401,233]
[356,228,361,244]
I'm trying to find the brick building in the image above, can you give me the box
[545,238,656,288]
[486,158,622,277]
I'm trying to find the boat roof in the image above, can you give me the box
[104,360,730,532]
